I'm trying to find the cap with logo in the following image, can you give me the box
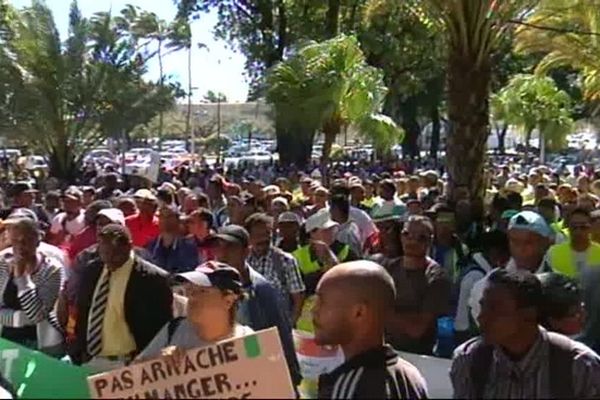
[97,208,125,226]
[174,264,243,294]
[305,209,338,233]
[9,182,37,198]
[508,210,554,239]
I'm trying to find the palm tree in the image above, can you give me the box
[515,0,600,101]
[425,0,537,202]
[266,34,403,167]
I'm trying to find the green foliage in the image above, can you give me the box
[0,0,179,181]
[493,74,574,150]
[516,0,600,102]
[266,34,402,163]
[203,90,228,103]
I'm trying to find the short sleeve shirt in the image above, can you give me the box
[387,257,451,354]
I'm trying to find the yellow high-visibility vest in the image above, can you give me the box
[548,241,600,278]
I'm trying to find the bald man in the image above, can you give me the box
[313,261,428,399]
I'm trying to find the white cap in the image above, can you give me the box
[97,208,125,226]
[134,188,157,201]
[305,209,338,233]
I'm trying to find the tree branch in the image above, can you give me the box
[509,19,600,37]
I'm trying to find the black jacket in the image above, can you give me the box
[318,345,428,399]
[68,255,173,364]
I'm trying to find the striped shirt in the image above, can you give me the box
[450,329,600,398]
[318,345,428,399]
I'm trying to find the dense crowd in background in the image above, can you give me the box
[0,153,598,399]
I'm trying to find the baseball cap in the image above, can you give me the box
[215,225,250,247]
[305,209,338,233]
[508,210,554,239]
[278,211,302,225]
[3,208,38,224]
[263,185,281,196]
[97,208,125,226]
[62,187,83,201]
[9,182,37,197]
[501,209,519,220]
[133,189,157,202]
[504,178,525,194]
[174,265,243,294]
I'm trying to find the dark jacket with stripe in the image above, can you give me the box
[318,345,428,399]
[68,254,173,364]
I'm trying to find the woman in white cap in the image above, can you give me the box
[137,263,252,361]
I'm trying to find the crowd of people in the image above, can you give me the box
[0,156,599,398]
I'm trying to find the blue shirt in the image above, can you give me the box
[146,236,199,273]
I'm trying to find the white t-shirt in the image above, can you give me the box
[50,211,85,237]
[349,207,377,245]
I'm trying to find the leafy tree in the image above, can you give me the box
[0,0,178,181]
[359,0,444,159]
[425,0,538,203]
[203,90,228,103]
[266,34,403,166]
[515,0,600,101]
[492,74,573,162]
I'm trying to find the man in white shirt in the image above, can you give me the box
[49,187,85,245]
[469,210,553,323]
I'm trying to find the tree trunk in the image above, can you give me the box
[276,116,313,168]
[525,127,533,162]
[321,117,341,168]
[445,52,491,204]
[158,41,164,151]
[400,97,420,160]
[429,103,441,161]
[325,0,340,38]
[186,45,192,153]
[497,122,508,154]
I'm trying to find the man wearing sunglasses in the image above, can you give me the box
[385,215,451,355]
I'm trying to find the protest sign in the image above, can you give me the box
[88,327,295,399]
[293,330,343,399]
[0,338,91,398]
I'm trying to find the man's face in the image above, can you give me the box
[83,191,95,206]
[183,195,200,214]
[95,216,113,235]
[98,237,131,269]
[188,216,209,238]
[301,182,311,196]
[350,187,365,204]
[508,229,548,270]
[313,278,354,346]
[478,284,528,346]
[16,192,34,207]
[158,207,180,234]
[249,222,272,255]
[63,197,81,215]
[379,186,395,201]
[277,221,299,241]
[538,205,555,223]
[8,225,39,260]
[216,239,246,267]
[311,226,337,246]
[45,196,60,210]
[401,221,431,257]
[568,213,591,243]
[138,199,157,216]
[435,216,456,241]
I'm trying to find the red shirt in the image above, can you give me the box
[66,225,96,263]
[126,213,159,248]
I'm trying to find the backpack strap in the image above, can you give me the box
[467,338,494,398]
[166,317,185,345]
[547,332,575,399]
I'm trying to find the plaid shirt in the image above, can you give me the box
[247,247,305,297]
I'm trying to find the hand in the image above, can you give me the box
[310,240,337,267]
[161,345,186,369]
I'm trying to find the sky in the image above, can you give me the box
[9,0,250,103]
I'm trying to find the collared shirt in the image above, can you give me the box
[336,221,363,257]
[247,247,305,297]
[451,328,600,398]
[125,213,159,248]
[92,254,136,357]
[146,236,199,274]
